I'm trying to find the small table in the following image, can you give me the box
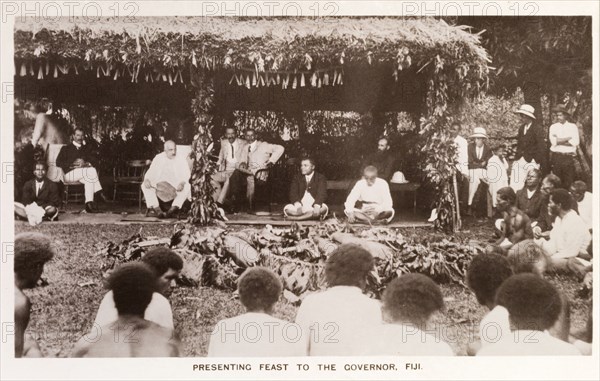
[326,180,421,214]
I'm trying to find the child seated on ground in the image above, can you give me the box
[477,274,581,356]
[365,274,454,356]
[208,267,306,357]
[465,254,514,355]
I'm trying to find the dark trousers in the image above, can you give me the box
[228,169,250,207]
[550,152,576,189]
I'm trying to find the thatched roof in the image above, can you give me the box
[15,17,489,79]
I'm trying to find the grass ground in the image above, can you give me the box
[15,219,590,357]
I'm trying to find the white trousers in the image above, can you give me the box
[142,183,191,209]
[211,170,234,203]
[345,204,395,222]
[64,167,103,203]
[467,168,488,206]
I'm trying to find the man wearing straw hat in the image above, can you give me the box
[466,127,492,216]
[549,105,579,189]
[512,104,545,192]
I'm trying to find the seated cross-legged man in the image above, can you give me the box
[15,162,61,224]
[345,166,394,224]
[284,157,328,220]
[56,127,105,213]
[488,187,533,254]
[515,168,545,221]
[534,188,591,273]
[142,140,191,218]
[477,274,581,356]
[93,247,183,330]
[72,263,181,357]
[208,267,306,357]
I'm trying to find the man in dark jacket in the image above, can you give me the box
[362,137,396,182]
[14,162,61,222]
[284,157,328,220]
[515,168,545,220]
[467,127,493,215]
[56,127,104,213]
[512,104,546,190]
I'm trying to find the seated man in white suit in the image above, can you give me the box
[142,140,191,218]
[211,127,247,207]
[345,166,394,224]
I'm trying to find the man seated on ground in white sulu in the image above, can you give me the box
[142,140,191,218]
[345,165,394,224]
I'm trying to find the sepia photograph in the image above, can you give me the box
[1,1,598,380]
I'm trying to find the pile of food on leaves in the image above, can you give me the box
[98,217,484,300]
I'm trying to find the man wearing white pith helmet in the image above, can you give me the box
[511,104,545,192]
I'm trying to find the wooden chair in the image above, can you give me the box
[63,182,85,205]
[113,160,148,211]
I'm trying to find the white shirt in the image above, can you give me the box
[478,306,510,348]
[476,146,483,160]
[144,152,191,188]
[226,139,240,167]
[93,291,174,330]
[486,155,509,186]
[577,192,593,230]
[344,178,393,213]
[549,121,579,154]
[35,181,44,196]
[301,172,316,207]
[477,330,582,356]
[454,135,469,176]
[364,323,454,356]
[208,312,306,357]
[523,122,532,136]
[295,286,383,356]
[547,210,591,259]
[526,189,536,199]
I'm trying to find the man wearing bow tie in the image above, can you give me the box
[15,162,61,222]
[284,157,328,220]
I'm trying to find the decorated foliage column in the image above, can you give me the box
[188,71,222,225]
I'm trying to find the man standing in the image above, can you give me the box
[142,140,191,218]
[512,104,545,191]
[56,127,104,213]
[14,163,61,223]
[93,247,183,330]
[549,105,579,189]
[211,127,247,207]
[534,189,591,271]
[284,157,328,220]
[228,129,284,211]
[345,166,394,224]
[14,232,55,357]
[466,127,492,215]
[362,137,396,182]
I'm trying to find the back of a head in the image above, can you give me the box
[325,244,374,288]
[496,274,562,331]
[382,274,443,326]
[14,232,55,277]
[466,254,513,306]
[550,188,573,211]
[142,247,183,277]
[109,263,157,317]
[544,174,562,189]
[507,240,547,276]
[237,267,282,313]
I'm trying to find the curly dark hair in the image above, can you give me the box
[237,267,282,312]
[550,188,573,211]
[108,263,157,317]
[325,244,374,288]
[496,274,562,331]
[382,274,444,326]
[497,187,517,205]
[466,254,514,306]
[507,240,548,276]
[14,232,55,278]
[142,247,183,277]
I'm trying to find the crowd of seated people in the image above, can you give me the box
[15,231,592,358]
